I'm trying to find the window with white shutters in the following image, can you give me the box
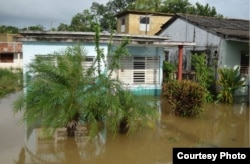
[133,57,145,84]
[110,56,159,85]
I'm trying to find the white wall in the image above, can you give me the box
[22,42,107,73]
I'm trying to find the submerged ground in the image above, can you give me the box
[0,92,249,164]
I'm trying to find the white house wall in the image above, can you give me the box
[22,41,164,96]
[22,42,107,73]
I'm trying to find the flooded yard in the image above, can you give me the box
[0,92,249,164]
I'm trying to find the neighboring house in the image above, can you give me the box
[116,10,173,35]
[17,31,194,96]
[0,34,23,69]
[156,14,250,96]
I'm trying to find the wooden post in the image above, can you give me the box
[178,45,183,80]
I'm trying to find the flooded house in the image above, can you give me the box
[17,31,194,96]
[156,14,250,98]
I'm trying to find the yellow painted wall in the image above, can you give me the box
[117,13,172,35]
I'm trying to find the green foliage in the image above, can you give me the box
[133,0,162,11]
[22,24,45,31]
[160,0,222,17]
[0,25,19,34]
[162,61,176,81]
[162,80,206,117]
[189,2,222,17]
[160,0,191,14]
[70,10,96,32]
[0,68,22,99]
[14,24,158,137]
[191,53,214,102]
[216,66,245,104]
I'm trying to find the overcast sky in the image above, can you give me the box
[0,0,249,29]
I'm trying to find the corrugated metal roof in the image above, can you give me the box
[156,14,250,41]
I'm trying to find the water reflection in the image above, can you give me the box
[1,94,248,164]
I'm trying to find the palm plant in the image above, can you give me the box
[216,66,245,104]
[14,45,89,136]
[14,24,158,137]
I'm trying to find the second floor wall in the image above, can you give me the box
[116,11,172,36]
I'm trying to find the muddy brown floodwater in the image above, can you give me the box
[0,92,249,164]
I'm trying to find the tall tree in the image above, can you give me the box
[91,2,116,31]
[57,23,70,31]
[188,2,221,17]
[160,0,222,17]
[106,0,135,13]
[160,0,190,13]
[134,0,162,12]
[69,9,95,32]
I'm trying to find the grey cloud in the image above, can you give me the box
[0,0,108,28]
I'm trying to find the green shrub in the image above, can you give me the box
[163,61,176,81]
[0,68,23,98]
[162,80,206,117]
[191,53,214,102]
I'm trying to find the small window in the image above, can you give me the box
[83,56,94,69]
[121,18,125,25]
[121,18,126,32]
[140,16,150,24]
[240,51,249,75]
[0,53,14,63]
[139,16,150,32]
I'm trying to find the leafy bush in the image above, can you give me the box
[191,53,214,102]
[163,61,176,81]
[0,68,22,98]
[162,80,206,117]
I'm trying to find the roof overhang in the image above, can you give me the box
[18,31,195,47]
[115,10,174,18]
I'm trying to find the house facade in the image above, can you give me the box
[156,14,250,97]
[116,10,173,35]
[18,31,194,96]
[0,34,23,69]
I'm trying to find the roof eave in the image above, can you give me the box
[18,31,195,47]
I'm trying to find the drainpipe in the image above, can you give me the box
[177,45,183,80]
